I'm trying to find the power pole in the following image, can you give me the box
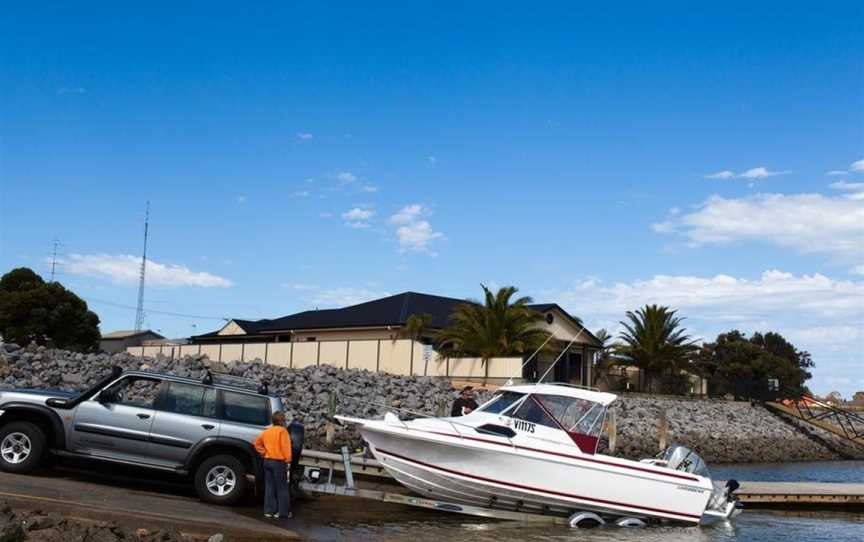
[134,202,150,331]
[49,238,63,282]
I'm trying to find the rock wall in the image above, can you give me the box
[1,343,860,463]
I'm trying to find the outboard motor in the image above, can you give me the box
[288,419,305,498]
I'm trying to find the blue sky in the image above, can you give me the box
[1,2,862,396]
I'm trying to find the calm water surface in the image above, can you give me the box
[299,461,864,541]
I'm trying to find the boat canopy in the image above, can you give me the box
[499,383,617,406]
[477,383,614,454]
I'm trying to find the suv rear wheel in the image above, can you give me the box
[0,421,46,474]
[194,454,248,505]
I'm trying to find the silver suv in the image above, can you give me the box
[0,367,284,505]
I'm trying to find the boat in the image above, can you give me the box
[336,382,741,526]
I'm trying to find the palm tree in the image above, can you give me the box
[436,285,550,379]
[617,305,696,393]
[592,328,617,388]
[404,312,433,343]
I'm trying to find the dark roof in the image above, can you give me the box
[101,329,165,340]
[193,292,600,346]
[262,292,465,332]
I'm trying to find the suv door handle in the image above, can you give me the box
[201,424,215,430]
[137,413,151,420]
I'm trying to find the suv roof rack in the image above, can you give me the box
[202,370,270,395]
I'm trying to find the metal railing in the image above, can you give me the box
[784,394,864,443]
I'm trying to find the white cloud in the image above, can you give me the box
[361,184,379,193]
[291,190,310,198]
[283,284,391,308]
[825,158,864,176]
[389,204,423,225]
[656,191,864,270]
[297,133,313,140]
[830,181,864,191]
[552,270,864,396]
[705,170,735,180]
[341,207,374,228]
[704,166,788,180]
[336,171,357,184]
[558,271,863,319]
[740,166,787,179]
[388,204,444,254]
[62,254,232,288]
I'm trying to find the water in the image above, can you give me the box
[298,461,864,541]
[712,460,864,483]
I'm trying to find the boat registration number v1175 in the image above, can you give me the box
[513,420,535,433]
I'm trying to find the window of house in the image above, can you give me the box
[306,337,316,342]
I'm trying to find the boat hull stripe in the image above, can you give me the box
[375,447,702,522]
[406,427,700,482]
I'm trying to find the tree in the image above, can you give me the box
[0,267,100,351]
[706,329,813,396]
[616,305,696,393]
[592,329,617,387]
[404,312,433,343]
[436,285,550,377]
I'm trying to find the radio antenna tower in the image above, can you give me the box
[49,237,63,282]
[134,202,150,331]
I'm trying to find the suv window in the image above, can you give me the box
[103,377,163,408]
[221,390,269,426]
[159,382,218,418]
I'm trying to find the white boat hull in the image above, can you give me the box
[358,422,713,524]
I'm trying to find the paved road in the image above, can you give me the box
[0,460,299,540]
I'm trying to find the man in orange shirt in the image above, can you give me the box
[254,411,293,519]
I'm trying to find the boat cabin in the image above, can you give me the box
[470,384,617,455]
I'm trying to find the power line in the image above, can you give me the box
[85,297,232,321]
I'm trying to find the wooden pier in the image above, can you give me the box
[737,481,864,507]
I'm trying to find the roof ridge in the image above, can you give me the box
[398,292,412,323]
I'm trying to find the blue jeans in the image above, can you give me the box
[263,459,291,516]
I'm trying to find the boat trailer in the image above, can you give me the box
[297,448,635,526]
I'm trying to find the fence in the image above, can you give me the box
[126,338,523,380]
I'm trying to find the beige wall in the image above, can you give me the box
[268,343,292,367]
[243,343,267,362]
[348,340,378,371]
[218,321,247,336]
[126,339,524,380]
[319,341,348,368]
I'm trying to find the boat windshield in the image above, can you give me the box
[477,391,525,415]
[512,394,607,454]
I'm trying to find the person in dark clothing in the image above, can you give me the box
[451,386,479,416]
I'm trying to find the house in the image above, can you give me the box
[100,329,165,354]
[191,292,601,384]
